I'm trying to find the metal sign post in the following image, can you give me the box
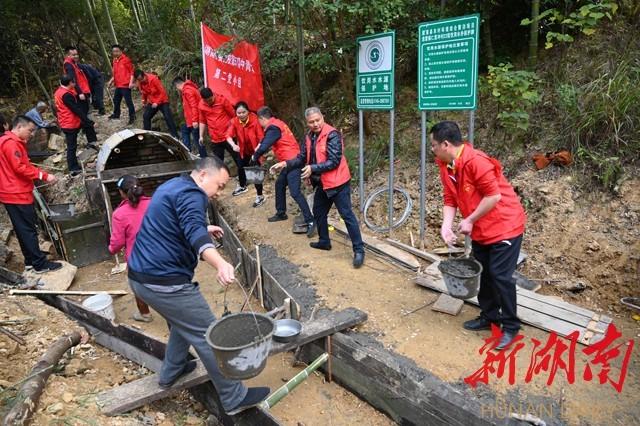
[356,31,396,230]
[418,14,480,247]
[358,110,365,212]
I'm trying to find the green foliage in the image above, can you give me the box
[483,63,541,133]
[521,1,618,49]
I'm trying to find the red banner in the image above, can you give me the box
[201,23,265,112]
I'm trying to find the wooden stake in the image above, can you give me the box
[325,335,333,383]
[256,245,264,308]
[9,289,128,296]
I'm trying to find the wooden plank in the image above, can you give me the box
[99,160,198,183]
[329,219,420,271]
[431,294,464,316]
[386,238,442,263]
[300,332,513,426]
[9,289,128,296]
[516,288,600,319]
[95,308,367,416]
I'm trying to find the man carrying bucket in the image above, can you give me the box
[127,156,269,414]
[430,121,526,351]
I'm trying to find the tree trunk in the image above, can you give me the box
[17,41,52,107]
[101,0,119,44]
[130,0,143,32]
[2,331,82,426]
[294,4,308,116]
[482,14,495,66]
[84,0,113,73]
[528,0,540,69]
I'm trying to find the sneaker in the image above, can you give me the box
[86,142,100,151]
[24,265,34,272]
[306,222,316,238]
[70,169,82,177]
[353,251,365,268]
[133,312,153,323]
[108,114,119,120]
[267,213,288,222]
[34,261,63,274]
[232,186,248,196]
[127,118,135,125]
[253,195,265,208]
[226,386,270,415]
[309,241,332,251]
[158,360,197,389]
[98,109,106,116]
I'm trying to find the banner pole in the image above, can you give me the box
[419,111,427,249]
[388,109,395,238]
[359,110,365,213]
[200,23,207,88]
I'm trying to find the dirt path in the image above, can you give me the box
[219,177,640,426]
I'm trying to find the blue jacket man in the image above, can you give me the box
[127,157,269,414]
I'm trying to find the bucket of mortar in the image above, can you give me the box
[437,258,483,300]
[244,166,266,185]
[205,312,275,380]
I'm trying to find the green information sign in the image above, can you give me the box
[418,14,479,110]
[356,31,395,110]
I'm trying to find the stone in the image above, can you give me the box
[62,392,74,403]
[47,402,64,414]
[64,358,90,376]
[185,416,201,425]
[48,133,66,151]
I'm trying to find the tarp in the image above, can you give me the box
[201,23,265,111]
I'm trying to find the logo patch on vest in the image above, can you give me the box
[463,183,473,193]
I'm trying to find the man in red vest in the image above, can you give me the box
[54,75,98,175]
[63,47,97,142]
[0,115,62,273]
[107,44,136,124]
[251,106,314,233]
[197,87,236,160]
[172,77,206,158]
[134,69,178,138]
[271,107,364,267]
[431,121,526,350]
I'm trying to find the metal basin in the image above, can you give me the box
[273,319,302,343]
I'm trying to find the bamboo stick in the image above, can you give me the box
[9,289,128,296]
[259,353,329,410]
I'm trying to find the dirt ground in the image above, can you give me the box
[218,175,640,426]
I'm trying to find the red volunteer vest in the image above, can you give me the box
[305,124,351,189]
[267,118,299,162]
[63,58,90,94]
[54,86,81,129]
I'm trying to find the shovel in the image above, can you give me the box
[111,254,127,275]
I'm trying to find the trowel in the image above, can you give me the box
[110,254,127,275]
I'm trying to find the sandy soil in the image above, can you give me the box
[219,175,640,426]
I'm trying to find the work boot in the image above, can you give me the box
[309,242,331,251]
[226,387,271,415]
[306,222,316,238]
[462,316,494,331]
[267,213,288,222]
[353,251,365,268]
[495,330,520,351]
[158,360,197,389]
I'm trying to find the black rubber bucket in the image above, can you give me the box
[438,258,483,300]
[205,312,274,380]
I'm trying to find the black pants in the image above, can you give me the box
[4,203,48,269]
[238,156,263,195]
[472,234,523,332]
[91,80,104,112]
[211,141,244,181]
[78,98,97,143]
[143,103,178,137]
[313,183,364,253]
[112,87,136,120]
[275,167,313,223]
[62,128,81,172]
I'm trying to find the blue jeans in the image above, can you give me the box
[275,167,313,223]
[128,279,247,411]
[313,183,364,254]
[181,124,207,157]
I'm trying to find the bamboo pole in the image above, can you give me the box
[259,353,329,410]
[84,0,113,73]
[101,0,119,44]
[130,0,143,31]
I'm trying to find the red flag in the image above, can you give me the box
[201,23,265,112]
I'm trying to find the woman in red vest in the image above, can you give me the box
[271,107,364,268]
[430,120,526,350]
[251,106,314,235]
[226,101,265,207]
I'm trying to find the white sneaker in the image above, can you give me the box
[253,195,265,207]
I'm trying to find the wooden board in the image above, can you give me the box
[99,160,198,183]
[431,293,464,316]
[96,308,367,416]
[329,219,420,271]
[414,262,610,345]
[10,289,128,296]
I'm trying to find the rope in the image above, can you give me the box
[363,186,413,233]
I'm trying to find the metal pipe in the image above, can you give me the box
[388,110,395,238]
[419,110,427,249]
[358,110,364,213]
